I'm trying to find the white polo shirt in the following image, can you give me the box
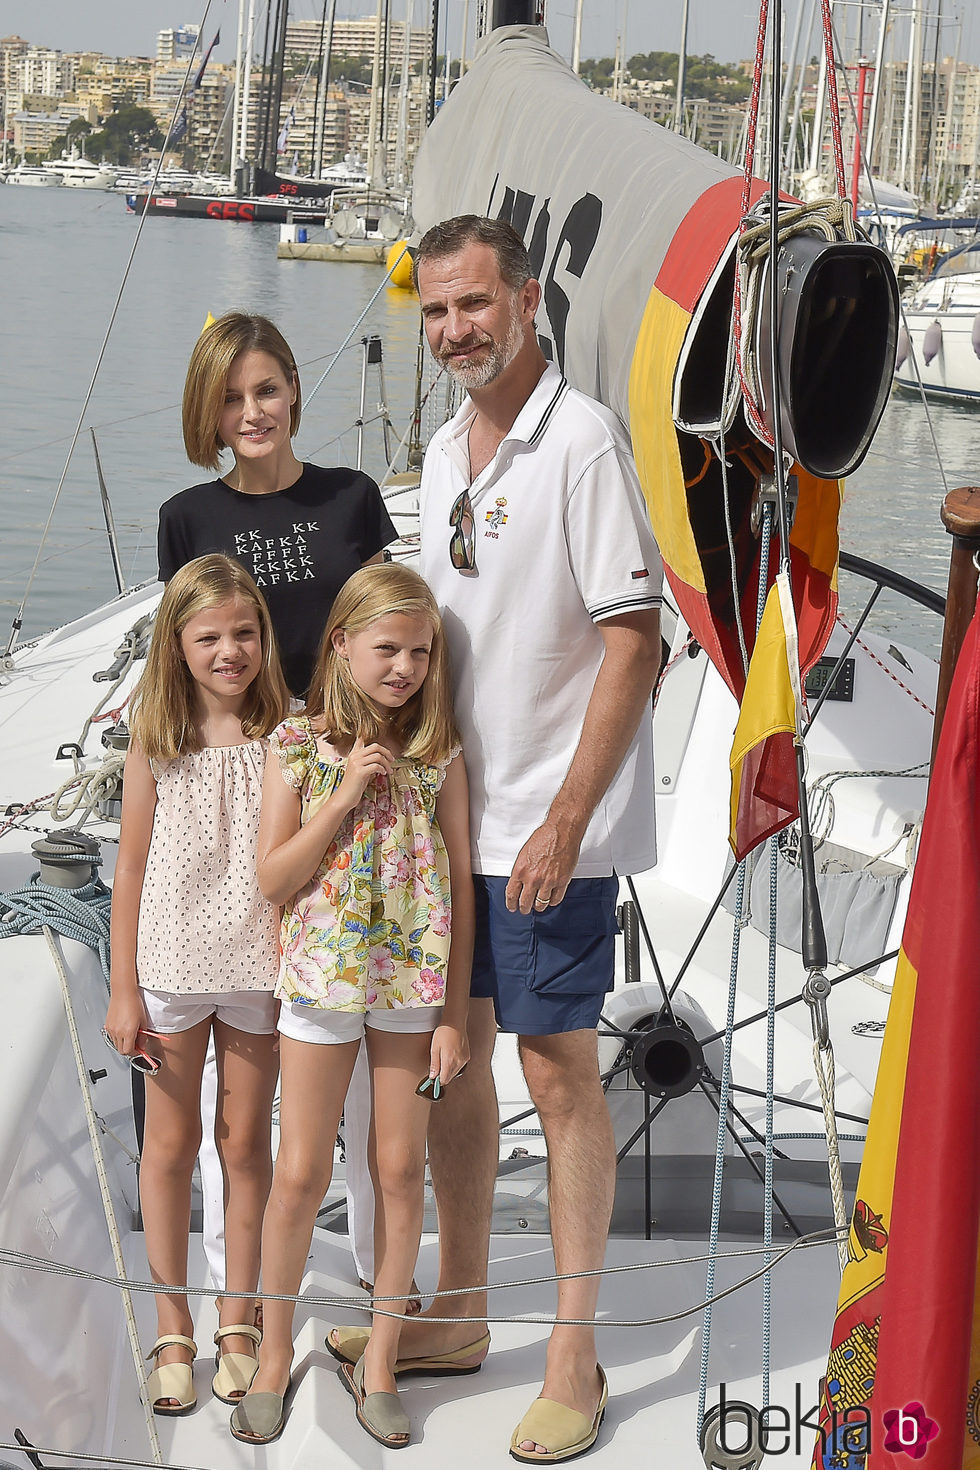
[419,362,663,878]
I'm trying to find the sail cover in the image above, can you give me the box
[411,25,840,732]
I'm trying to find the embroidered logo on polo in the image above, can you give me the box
[484,497,508,539]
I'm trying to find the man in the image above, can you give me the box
[331,215,663,1461]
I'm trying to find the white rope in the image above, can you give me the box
[45,928,163,1466]
[737,194,858,436]
[812,1035,848,1274]
[50,753,126,826]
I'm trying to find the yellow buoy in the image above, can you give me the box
[386,240,415,291]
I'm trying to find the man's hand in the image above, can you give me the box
[505,813,585,915]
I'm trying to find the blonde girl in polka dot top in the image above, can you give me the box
[105,554,290,1417]
[230,564,473,1450]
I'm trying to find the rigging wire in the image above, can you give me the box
[828,8,950,502]
[1,0,218,665]
[0,1226,847,1326]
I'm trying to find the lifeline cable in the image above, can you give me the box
[45,928,163,1466]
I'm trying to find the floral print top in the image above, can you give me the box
[270,717,459,1012]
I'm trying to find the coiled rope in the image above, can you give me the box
[50,753,126,829]
[0,874,111,985]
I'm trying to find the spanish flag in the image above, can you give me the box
[811,598,980,1469]
[728,571,803,860]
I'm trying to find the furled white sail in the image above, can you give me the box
[411,24,738,428]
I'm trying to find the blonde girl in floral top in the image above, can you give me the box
[231,564,473,1450]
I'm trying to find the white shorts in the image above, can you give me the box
[140,987,278,1036]
[276,1002,442,1046]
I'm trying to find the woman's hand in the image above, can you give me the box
[337,736,394,810]
[104,989,148,1058]
[427,1022,470,1089]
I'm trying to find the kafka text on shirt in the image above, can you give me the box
[233,523,318,586]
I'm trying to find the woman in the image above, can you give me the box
[157,311,401,1355]
[159,311,396,700]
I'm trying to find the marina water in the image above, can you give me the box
[2,185,979,656]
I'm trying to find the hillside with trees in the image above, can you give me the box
[582,50,749,102]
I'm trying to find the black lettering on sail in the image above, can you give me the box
[496,186,536,242]
[544,193,602,371]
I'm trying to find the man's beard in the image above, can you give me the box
[441,309,526,390]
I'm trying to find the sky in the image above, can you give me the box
[3,0,979,71]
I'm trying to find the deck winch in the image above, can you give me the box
[30,829,102,890]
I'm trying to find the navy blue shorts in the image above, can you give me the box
[470,875,618,1036]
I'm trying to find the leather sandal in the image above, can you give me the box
[339,1357,410,1448]
[509,1366,609,1463]
[229,1387,288,1445]
[327,1324,491,1376]
[144,1334,197,1416]
[212,1323,262,1403]
[358,1276,424,1315]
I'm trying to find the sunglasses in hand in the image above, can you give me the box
[102,1027,162,1076]
[416,1063,467,1100]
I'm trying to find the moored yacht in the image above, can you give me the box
[894,237,980,402]
[4,162,62,187]
[43,154,118,190]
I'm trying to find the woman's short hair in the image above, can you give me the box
[182,312,301,472]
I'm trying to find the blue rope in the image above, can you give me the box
[763,831,777,1406]
[697,858,746,1435]
[0,874,112,986]
[697,502,776,1436]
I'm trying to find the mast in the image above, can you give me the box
[899,3,917,191]
[807,4,829,178]
[427,0,440,125]
[366,0,385,184]
[239,0,257,168]
[934,10,959,210]
[267,0,290,174]
[864,0,891,180]
[256,0,276,171]
[777,0,806,151]
[315,0,337,178]
[674,0,689,133]
[231,0,246,187]
[783,0,816,177]
[461,0,470,76]
[393,0,413,189]
[571,0,583,74]
[925,0,944,208]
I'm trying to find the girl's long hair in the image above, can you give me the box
[306,564,459,764]
[132,555,290,760]
[182,312,301,472]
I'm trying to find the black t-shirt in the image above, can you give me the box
[157,463,396,698]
